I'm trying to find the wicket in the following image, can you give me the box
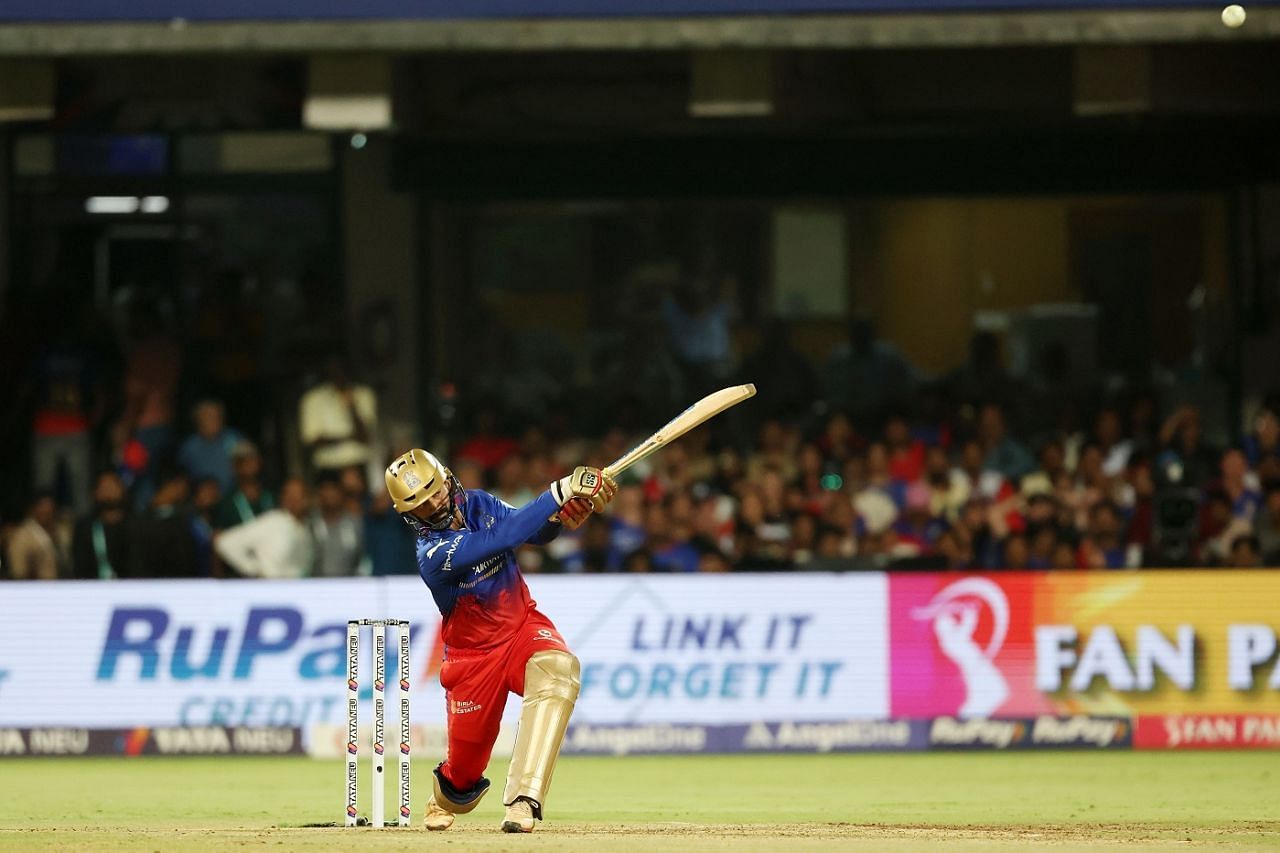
[346,619,411,828]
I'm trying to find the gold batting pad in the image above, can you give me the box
[503,650,581,819]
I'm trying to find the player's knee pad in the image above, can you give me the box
[433,764,490,814]
[525,650,581,704]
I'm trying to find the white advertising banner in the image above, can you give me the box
[0,574,887,728]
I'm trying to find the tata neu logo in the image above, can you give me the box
[910,578,1010,718]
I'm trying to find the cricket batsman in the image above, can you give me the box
[384,449,616,833]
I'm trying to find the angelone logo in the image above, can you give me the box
[910,577,1010,718]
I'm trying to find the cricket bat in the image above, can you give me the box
[604,383,757,478]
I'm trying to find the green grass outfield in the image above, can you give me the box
[1,752,1277,851]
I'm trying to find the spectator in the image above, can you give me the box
[1002,533,1030,569]
[492,454,534,507]
[1080,501,1130,569]
[6,493,63,580]
[746,420,799,483]
[72,471,131,579]
[213,441,275,530]
[191,477,222,576]
[1021,440,1067,498]
[1254,481,1280,564]
[823,317,919,423]
[177,400,245,495]
[737,319,820,424]
[607,486,648,570]
[1230,534,1263,568]
[646,499,700,573]
[29,334,101,514]
[116,303,183,510]
[885,415,926,484]
[215,478,314,578]
[453,404,519,477]
[128,470,199,578]
[978,403,1034,482]
[1217,448,1262,522]
[1094,406,1133,477]
[1244,405,1280,471]
[310,471,366,577]
[1157,405,1217,488]
[661,275,735,392]
[299,355,378,475]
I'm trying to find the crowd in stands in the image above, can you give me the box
[3,286,1279,578]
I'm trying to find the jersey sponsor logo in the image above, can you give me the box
[459,555,504,589]
[442,535,464,570]
[450,699,482,715]
[535,629,555,641]
[424,539,449,561]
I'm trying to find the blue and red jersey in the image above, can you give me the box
[415,489,562,653]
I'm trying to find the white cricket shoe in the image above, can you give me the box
[501,798,536,833]
[422,794,454,831]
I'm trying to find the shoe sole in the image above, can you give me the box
[501,821,533,833]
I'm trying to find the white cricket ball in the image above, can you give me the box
[1222,4,1246,28]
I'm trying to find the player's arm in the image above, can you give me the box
[419,469,614,578]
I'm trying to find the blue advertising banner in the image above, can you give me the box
[0,0,1261,23]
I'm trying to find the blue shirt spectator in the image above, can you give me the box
[177,400,244,494]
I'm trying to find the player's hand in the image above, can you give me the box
[551,466,617,510]
[553,498,593,531]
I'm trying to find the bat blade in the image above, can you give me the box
[604,383,756,478]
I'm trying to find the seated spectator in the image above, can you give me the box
[340,466,369,516]
[1027,523,1058,569]
[885,415,926,484]
[815,412,858,471]
[736,488,790,569]
[191,477,221,576]
[1021,440,1067,499]
[607,486,648,570]
[214,441,275,529]
[953,438,1010,505]
[492,454,535,507]
[697,548,732,573]
[623,548,654,573]
[1052,536,1080,569]
[1253,480,1280,564]
[1157,404,1218,488]
[892,483,945,557]
[177,400,244,495]
[746,420,799,483]
[1094,406,1133,477]
[454,404,519,477]
[1217,448,1262,522]
[1079,501,1131,569]
[129,470,199,578]
[72,471,131,579]
[647,499,701,573]
[366,486,419,576]
[310,471,366,576]
[1243,405,1280,471]
[979,403,1034,482]
[299,355,378,475]
[6,493,64,580]
[215,478,314,578]
[1230,534,1263,568]
[560,513,613,574]
[1002,533,1030,569]
[806,523,856,571]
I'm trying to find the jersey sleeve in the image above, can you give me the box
[417,490,559,582]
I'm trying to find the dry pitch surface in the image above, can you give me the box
[1,752,1277,851]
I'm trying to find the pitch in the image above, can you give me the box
[0,752,1276,851]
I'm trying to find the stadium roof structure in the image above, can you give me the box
[0,7,1277,56]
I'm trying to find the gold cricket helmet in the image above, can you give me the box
[385,449,451,515]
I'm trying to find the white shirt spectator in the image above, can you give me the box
[299,383,378,471]
[215,509,314,578]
